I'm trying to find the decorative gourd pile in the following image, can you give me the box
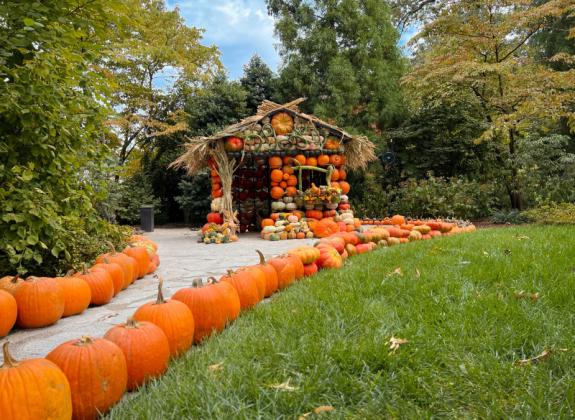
[361,216,477,239]
[198,221,239,244]
[0,216,476,419]
[0,235,160,338]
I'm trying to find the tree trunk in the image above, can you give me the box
[507,128,523,210]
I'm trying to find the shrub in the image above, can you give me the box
[522,203,575,225]
[174,174,211,226]
[489,210,528,225]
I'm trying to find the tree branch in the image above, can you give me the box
[498,24,542,63]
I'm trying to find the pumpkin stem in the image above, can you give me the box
[75,336,94,347]
[103,256,110,264]
[125,317,139,329]
[156,277,165,304]
[65,269,75,277]
[226,269,235,276]
[256,250,266,265]
[207,276,218,284]
[192,278,203,288]
[106,240,117,254]
[81,263,90,275]
[1,342,19,368]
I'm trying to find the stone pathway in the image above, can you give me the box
[4,228,315,361]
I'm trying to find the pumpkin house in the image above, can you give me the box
[172,98,377,243]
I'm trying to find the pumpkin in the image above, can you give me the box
[104,318,170,391]
[386,237,401,246]
[303,263,318,277]
[285,254,304,279]
[279,181,287,189]
[0,275,23,295]
[224,136,244,152]
[330,154,344,166]
[212,189,223,198]
[270,169,284,183]
[211,182,221,191]
[0,290,17,337]
[58,276,92,318]
[123,245,151,278]
[261,218,274,228]
[296,232,306,239]
[324,137,341,150]
[312,218,340,238]
[306,210,323,220]
[316,245,343,269]
[317,154,330,166]
[133,278,194,358]
[269,156,282,169]
[255,250,279,297]
[271,186,285,200]
[330,181,341,190]
[282,156,293,165]
[391,215,406,225]
[14,276,65,328]
[294,154,306,165]
[338,168,347,180]
[287,175,298,186]
[74,267,114,306]
[287,246,321,265]
[96,248,135,287]
[91,262,124,296]
[172,278,240,342]
[268,256,296,289]
[220,269,260,310]
[306,157,318,166]
[46,337,127,420]
[0,342,73,420]
[330,170,340,181]
[207,212,223,224]
[237,266,266,301]
[323,209,337,218]
[271,112,294,135]
[345,243,357,257]
[282,165,294,175]
[285,186,297,197]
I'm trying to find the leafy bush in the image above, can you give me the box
[522,203,575,224]
[175,174,211,226]
[112,174,162,225]
[489,210,528,225]
[354,175,500,220]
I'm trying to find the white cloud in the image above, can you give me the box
[166,0,279,79]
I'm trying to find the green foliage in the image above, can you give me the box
[489,210,528,225]
[268,0,406,131]
[0,0,127,275]
[522,203,575,224]
[174,174,211,226]
[107,225,575,418]
[240,55,278,113]
[112,173,161,226]
[354,174,500,220]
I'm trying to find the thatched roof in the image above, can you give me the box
[172,98,376,175]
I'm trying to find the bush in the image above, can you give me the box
[112,174,162,225]
[489,210,528,225]
[354,175,500,220]
[522,203,575,224]
[175,174,211,226]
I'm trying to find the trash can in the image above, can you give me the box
[140,205,154,232]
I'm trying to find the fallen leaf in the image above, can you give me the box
[514,290,540,301]
[299,406,335,419]
[415,268,420,278]
[516,348,567,366]
[392,267,402,276]
[208,362,224,371]
[516,235,530,240]
[388,336,408,354]
[268,379,298,391]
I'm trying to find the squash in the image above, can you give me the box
[15,276,65,329]
[0,290,17,337]
[220,269,260,310]
[271,201,287,211]
[271,112,294,135]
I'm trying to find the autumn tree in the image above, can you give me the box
[404,0,575,209]
[108,0,220,166]
[267,0,406,131]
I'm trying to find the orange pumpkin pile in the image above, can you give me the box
[0,235,160,338]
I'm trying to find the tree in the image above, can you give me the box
[267,0,406,131]
[108,0,220,166]
[240,55,278,113]
[403,0,575,209]
[0,0,127,275]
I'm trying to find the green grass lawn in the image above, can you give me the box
[107,226,575,419]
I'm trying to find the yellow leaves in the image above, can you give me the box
[516,348,567,366]
[268,379,298,392]
[514,290,539,301]
[299,406,335,419]
[392,267,403,276]
[208,362,224,372]
[388,336,409,354]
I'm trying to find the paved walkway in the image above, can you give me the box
[4,228,315,361]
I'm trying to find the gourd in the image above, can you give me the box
[220,269,260,310]
[254,250,279,297]
[271,112,294,135]
[74,267,114,306]
[285,203,297,211]
[58,275,92,318]
[14,276,65,328]
[262,226,277,234]
[268,256,296,289]
[271,201,286,211]
[283,196,294,203]
[0,290,17,337]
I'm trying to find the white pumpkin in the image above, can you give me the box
[211,198,223,212]
[285,202,297,211]
[283,196,294,203]
[340,195,349,203]
[271,201,286,211]
[287,215,299,223]
[262,226,277,233]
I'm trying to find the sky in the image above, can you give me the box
[166,0,417,80]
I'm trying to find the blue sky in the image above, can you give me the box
[166,0,417,80]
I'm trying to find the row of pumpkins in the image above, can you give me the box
[0,236,160,337]
[0,217,476,420]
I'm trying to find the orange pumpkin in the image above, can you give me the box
[285,254,304,279]
[237,266,266,301]
[1,342,73,420]
[74,267,114,306]
[287,246,321,265]
[324,137,341,150]
[173,279,240,343]
[268,156,283,168]
[312,218,340,238]
[316,245,343,269]
[0,275,23,295]
[296,232,306,239]
[96,250,135,288]
[330,170,340,181]
[268,256,296,289]
[330,181,341,190]
[123,246,151,279]
[271,112,294,135]
[270,169,284,183]
[279,181,288,189]
[0,290,17,337]
[46,336,127,420]
[211,182,221,191]
[306,210,323,220]
[261,218,274,228]
[282,165,294,175]
[317,154,330,166]
[255,250,279,297]
[133,278,194,358]
[294,154,306,165]
[271,186,284,200]
[303,263,318,277]
[338,168,347,180]
[286,186,297,197]
[58,276,91,318]
[391,215,406,225]
[212,189,223,198]
[104,318,170,391]
[287,175,298,186]
[339,181,350,194]
[330,154,344,166]
[220,269,260,310]
[306,157,318,167]
[14,276,65,328]
[91,262,124,296]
